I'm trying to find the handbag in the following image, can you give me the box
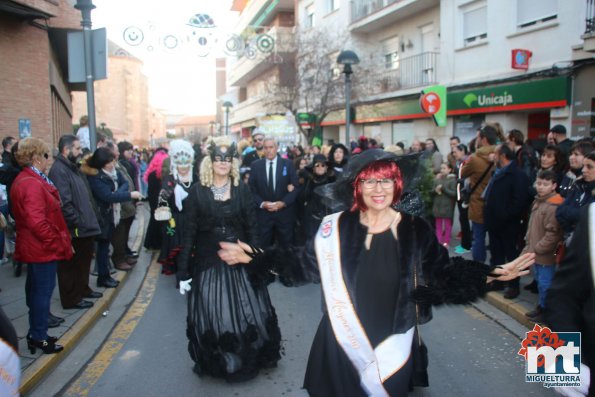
[461,163,493,208]
[154,198,172,221]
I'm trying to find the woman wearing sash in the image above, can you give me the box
[176,136,281,382]
[218,149,535,396]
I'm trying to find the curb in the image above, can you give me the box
[19,270,130,395]
[483,291,536,330]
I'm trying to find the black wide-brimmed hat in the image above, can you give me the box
[315,149,424,214]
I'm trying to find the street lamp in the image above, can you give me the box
[209,121,215,138]
[222,101,233,136]
[74,0,98,151]
[336,50,360,145]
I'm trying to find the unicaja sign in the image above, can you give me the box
[519,324,582,388]
[463,92,514,107]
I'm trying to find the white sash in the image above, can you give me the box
[0,338,20,397]
[315,212,414,397]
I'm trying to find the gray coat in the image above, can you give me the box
[48,155,101,238]
[431,174,457,218]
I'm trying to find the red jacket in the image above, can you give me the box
[10,167,73,263]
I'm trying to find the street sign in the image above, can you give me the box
[18,119,31,139]
[68,28,108,83]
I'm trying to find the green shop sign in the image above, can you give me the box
[448,77,569,114]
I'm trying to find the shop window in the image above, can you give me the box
[517,0,557,29]
[453,115,485,145]
[461,2,487,46]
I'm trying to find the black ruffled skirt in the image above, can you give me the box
[186,258,281,382]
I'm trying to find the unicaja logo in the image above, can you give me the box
[518,324,581,388]
[463,91,514,107]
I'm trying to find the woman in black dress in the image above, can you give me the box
[176,136,281,382]
[218,149,535,396]
[157,139,198,277]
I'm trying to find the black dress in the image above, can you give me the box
[304,229,413,397]
[176,182,281,382]
[144,171,164,250]
[157,174,196,275]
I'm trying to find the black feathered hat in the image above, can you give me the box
[315,149,424,214]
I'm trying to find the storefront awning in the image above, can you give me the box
[447,77,569,115]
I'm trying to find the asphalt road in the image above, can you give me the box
[30,258,556,397]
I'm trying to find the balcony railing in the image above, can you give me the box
[587,0,595,34]
[377,52,438,92]
[351,0,400,23]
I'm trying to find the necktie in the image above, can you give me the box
[268,161,274,192]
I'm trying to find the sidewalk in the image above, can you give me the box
[0,205,149,395]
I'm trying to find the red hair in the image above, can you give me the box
[351,161,403,212]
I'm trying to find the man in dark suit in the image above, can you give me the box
[484,144,531,299]
[249,137,299,247]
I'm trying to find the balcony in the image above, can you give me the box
[228,26,295,87]
[350,0,438,33]
[375,52,438,93]
[229,96,267,126]
[582,0,595,52]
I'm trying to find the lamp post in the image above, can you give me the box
[209,121,215,138]
[336,50,360,145]
[74,0,98,151]
[222,101,233,136]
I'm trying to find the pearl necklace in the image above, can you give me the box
[210,180,230,200]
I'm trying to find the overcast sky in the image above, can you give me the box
[91,0,237,116]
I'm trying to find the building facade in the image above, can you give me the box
[0,0,81,147]
[224,0,594,151]
[225,0,296,140]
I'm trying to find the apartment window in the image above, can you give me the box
[305,4,315,28]
[328,0,339,13]
[382,36,400,70]
[517,0,557,28]
[330,51,341,79]
[462,3,487,45]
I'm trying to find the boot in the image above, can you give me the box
[525,305,544,322]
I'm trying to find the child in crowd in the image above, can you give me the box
[522,170,564,322]
[432,162,457,247]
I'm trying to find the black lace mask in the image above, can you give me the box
[208,142,238,163]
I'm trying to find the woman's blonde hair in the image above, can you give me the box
[199,136,240,187]
[15,137,49,168]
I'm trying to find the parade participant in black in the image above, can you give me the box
[157,139,197,278]
[546,203,595,397]
[218,149,535,397]
[300,154,336,239]
[248,137,299,247]
[176,136,281,382]
[327,143,349,176]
